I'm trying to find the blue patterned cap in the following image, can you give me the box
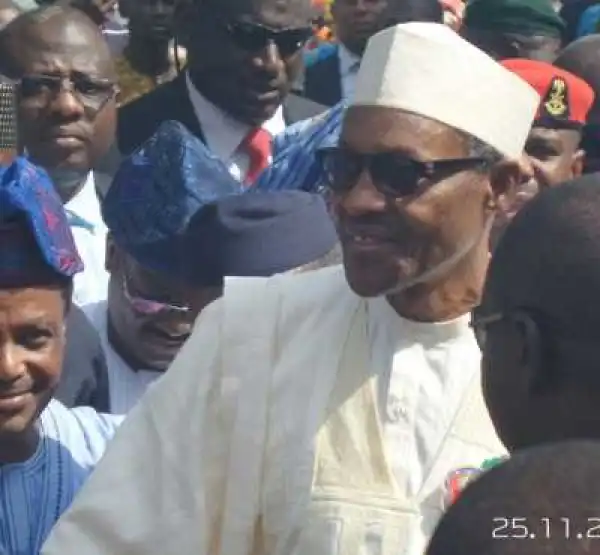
[0,157,83,283]
[103,120,243,284]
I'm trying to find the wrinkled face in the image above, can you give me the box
[121,0,176,41]
[178,0,313,126]
[330,107,495,298]
[332,0,388,55]
[7,18,117,174]
[0,286,65,441]
[106,241,223,371]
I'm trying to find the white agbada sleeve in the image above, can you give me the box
[42,280,273,555]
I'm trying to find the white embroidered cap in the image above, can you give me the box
[352,22,540,159]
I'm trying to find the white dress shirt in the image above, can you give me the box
[65,173,109,307]
[185,73,286,181]
[337,43,361,100]
[84,301,160,415]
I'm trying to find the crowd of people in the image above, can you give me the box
[1,0,600,554]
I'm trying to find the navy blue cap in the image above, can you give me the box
[0,157,83,284]
[198,191,338,277]
[103,120,243,285]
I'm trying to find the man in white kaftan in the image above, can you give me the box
[42,22,540,555]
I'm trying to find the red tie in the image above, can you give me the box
[243,128,272,185]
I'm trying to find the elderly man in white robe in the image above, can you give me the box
[41,22,539,555]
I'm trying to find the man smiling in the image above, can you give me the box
[42,23,538,555]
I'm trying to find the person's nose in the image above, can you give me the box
[253,40,285,77]
[354,0,370,14]
[48,84,85,120]
[155,0,170,16]
[337,170,388,216]
[0,344,25,384]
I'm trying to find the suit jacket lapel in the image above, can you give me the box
[170,73,205,141]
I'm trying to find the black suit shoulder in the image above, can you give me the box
[117,74,203,156]
[303,49,342,107]
[55,305,110,412]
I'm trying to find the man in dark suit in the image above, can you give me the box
[56,305,110,411]
[303,0,444,107]
[117,0,326,185]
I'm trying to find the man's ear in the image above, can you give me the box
[571,149,586,178]
[490,156,532,199]
[105,233,117,273]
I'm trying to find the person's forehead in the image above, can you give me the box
[219,0,313,28]
[340,106,467,157]
[12,18,114,77]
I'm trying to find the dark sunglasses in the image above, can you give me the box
[320,146,488,198]
[222,19,312,56]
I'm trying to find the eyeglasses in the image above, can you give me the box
[320,146,488,198]
[122,275,190,316]
[18,74,118,114]
[218,16,312,57]
[470,312,506,351]
[470,308,556,352]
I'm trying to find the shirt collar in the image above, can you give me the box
[185,72,285,162]
[338,43,361,78]
[64,172,104,232]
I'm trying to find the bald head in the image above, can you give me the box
[427,441,600,555]
[0,6,114,79]
[555,35,600,122]
[484,173,600,333]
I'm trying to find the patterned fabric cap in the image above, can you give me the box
[0,157,83,282]
[103,120,243,284]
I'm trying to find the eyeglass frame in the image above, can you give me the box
[469,307,579,352]
[121,274,191,316]
[17,73,119,115]
[319,146,490,198]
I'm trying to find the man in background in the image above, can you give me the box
[490,59,594,246]
[0,6,118,305]
[116,0,180,106]
[463,0,565,61]
[474,175,600,454]
[303,0,443,106]
[555,35,600,173]
[118,0,326,184]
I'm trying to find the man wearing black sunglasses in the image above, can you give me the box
[116,0,326,185]
[41,23,538,555]
[475,174,600,455]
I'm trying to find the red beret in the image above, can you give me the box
[501,59,595,128]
